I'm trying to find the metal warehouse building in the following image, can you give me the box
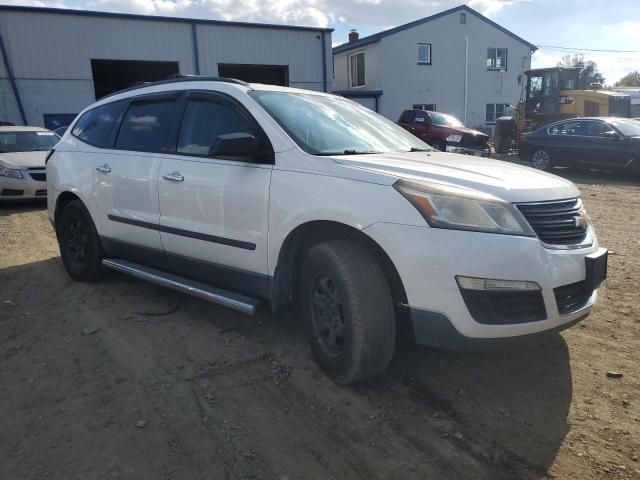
[0,5,333,128]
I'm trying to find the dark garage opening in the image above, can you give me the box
[91,59,180,99]
[218,64,289,86]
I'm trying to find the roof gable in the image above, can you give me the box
[333,4,536,54]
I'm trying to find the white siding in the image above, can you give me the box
[333,10,532,129]
[0,9,331,126]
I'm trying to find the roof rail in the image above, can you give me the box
[100,75,251,101]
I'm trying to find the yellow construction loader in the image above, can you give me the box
[494,67,631,153]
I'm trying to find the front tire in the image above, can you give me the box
[531,149,552,171]
[58,200,105,282]
[301,240,396,385]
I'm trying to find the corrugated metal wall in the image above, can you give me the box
[0,9,331,126]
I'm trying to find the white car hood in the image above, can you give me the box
[332,151,580,203]
[0,151,48,169]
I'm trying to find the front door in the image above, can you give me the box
[157,91,273,292]
[93,92,181,252]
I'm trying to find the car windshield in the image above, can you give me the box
[608,118,640,137]
[0,131,59,153]
[249,91,433,155]
[428,111,464,128]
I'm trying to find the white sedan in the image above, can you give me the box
[0,126,58,201]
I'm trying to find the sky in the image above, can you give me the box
[1,0,639,85]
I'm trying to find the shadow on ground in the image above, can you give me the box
[0,256,572,479]
[0,200,47,217]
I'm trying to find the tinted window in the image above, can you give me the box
[414,112,427,123]
[548,120,594,136]
[116,99,177,153]
[72,101,126,147]
[177,98,261,156]
[398,111,415,123]
[0,131,58,152]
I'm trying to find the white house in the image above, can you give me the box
[332,5,536,131]
[0,5,332,128]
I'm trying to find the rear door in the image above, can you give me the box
[93,92,181,252]
[545,120,588,166]
[157,91,273,290]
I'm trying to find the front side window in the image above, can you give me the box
[115,99,177,153]
[0,131,58,153]
[177,98,265,157]
[250,91,432,155]
[349,52,365,87]
[547,120,614,137]
[417,43,432,65]
[72,100,127,147]
[487,48,508,71]
[485,103,506,123]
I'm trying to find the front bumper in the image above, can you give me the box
[362,222,601,345]
[445,145,490,157]
[0,170,47,201]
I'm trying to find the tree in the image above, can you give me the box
[557,54,605,89]
[615,71,640,87]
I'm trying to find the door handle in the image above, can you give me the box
[163,171,184,182]
[96,164,111,173]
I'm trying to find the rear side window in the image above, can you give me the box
[399,111,415,123]
[72,100,126,147]
[115,99,178,153]
[177,96,268,158]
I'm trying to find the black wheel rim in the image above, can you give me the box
[66,216,88,265]
[310,273,345,358]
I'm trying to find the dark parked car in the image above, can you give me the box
[520,117,640,173]
[398,110,490,156]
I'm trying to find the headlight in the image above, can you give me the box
[394,179,535,236]
[446,134,462,143]
[0,165,23,179]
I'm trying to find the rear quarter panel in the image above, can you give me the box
[47,137,98,229]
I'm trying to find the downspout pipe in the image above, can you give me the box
[0,32,27,125]
[191,22,200,75]
[321,31,328,92]
[464,36,469,125]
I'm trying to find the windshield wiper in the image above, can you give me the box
[316,150,380,156]
[408,147,433,152]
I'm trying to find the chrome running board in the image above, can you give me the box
[102,258,259,315]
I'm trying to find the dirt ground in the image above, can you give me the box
[1,168,638,480]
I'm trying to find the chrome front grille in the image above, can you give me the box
[515,198,588,246]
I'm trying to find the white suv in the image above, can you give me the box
[47,78,608,384]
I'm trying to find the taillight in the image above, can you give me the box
[45,149,55,164]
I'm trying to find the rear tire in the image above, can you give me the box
[531,149,552,171]
[57,200,104,282]
[301,240,396,385]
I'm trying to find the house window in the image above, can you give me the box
[460,12,467,24]
[349,52,365,87]
[413,104,436,111]
[417,43,432,65]
[487,48,508,71]
[486,103,506,123]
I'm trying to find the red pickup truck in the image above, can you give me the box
[398,109,490,157]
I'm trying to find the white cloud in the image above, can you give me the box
[0,0,528,28]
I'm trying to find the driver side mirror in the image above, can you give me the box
[210,133,258,158]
